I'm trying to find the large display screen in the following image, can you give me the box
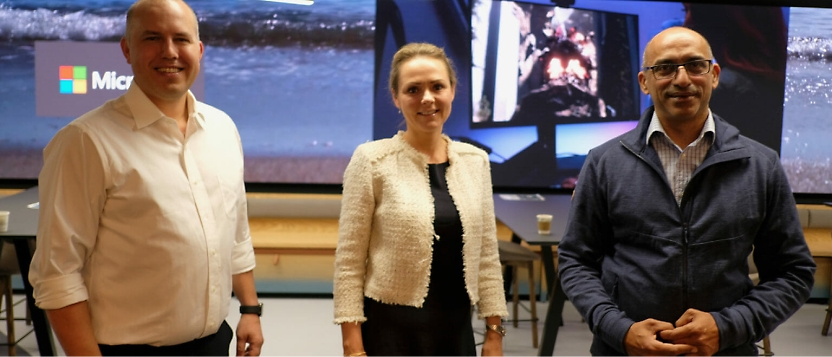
[781,6,832,196]
[0,0,375,187]
[2,0,832,200]
[469,0,642,188]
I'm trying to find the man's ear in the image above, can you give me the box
[710,62,720,89]
[120,37,131,64]
[638,71,649,94]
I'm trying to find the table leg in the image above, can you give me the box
[13,239,56,356]
[502,234,525,298]
[823,257,832,336]
[537,245,566,356]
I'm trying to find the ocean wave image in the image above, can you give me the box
[787,36,832,63]
[0,0,374,48]
[781,7,832,194]
[0,0,375,184]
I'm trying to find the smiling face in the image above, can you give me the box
[120,0,203,107]
[392,56,456,136]
[638,27,719,126]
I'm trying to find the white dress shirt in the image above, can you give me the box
[30,84,256,346]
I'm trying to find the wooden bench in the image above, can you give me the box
[249,217,338,255]
[797,203,832,335]
[248,217,517,255]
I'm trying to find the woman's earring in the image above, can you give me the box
[398,109,402,114]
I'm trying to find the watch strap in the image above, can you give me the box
[486,324,506,336]
[239,302,263,316]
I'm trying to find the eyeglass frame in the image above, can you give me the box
[642,59,714,80]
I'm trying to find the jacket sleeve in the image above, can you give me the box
[557,149,635,354]
[476,157,509,319]
[711,158,816,350]
[333,146,376,324]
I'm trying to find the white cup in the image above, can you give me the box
[536,214,552,235]
[0,211,9,233]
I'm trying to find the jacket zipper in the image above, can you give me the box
[681,221,689,308]
[622,141,697,309]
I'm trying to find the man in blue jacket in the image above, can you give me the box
[558,26,816,356]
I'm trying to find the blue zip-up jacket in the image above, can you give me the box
[558,107,816,356]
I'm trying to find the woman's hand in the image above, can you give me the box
[482,317,504,356]
[481,331,504,356]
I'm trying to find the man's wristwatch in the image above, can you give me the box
[486,324,506,337]
[239,303,263,317]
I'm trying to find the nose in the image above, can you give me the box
[160,38,178,59]
[421,90,434,105]
[672,65,692,86]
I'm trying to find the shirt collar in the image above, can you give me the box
[125,83,200,129]
[647,109,716,148]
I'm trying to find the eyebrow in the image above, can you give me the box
[404,79,448,86]
[652,56,707,65]
[139,30,193,38]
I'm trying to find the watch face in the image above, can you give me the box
[488,324,506,336]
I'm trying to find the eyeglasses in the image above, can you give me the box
[643,59,713,80]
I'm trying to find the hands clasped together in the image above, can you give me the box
[624,309,720,356]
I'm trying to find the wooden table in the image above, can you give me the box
[0,187,56,355]
[492,193,572,356]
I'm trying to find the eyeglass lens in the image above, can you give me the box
[652,60,710,79]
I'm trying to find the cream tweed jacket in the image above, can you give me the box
[333,132,508,324]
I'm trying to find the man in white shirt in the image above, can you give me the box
[29,0,264,355]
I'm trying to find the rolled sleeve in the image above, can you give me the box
[231,236,257,275]
[32,274,89,310]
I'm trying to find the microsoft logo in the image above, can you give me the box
[59,65,87,94]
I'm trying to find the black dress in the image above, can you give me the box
[361,162,476,356]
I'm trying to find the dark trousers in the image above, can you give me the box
[99,321,233,356]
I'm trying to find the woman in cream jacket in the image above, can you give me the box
[333,42,508,356]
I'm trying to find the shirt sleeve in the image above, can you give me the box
[30,124,108,310]
[229,127,256,275]
[332,146,375,324]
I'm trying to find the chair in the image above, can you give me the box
[748,254,773,356]
[822,256,832,336]
[0,242,33,356]
[822,230,832,337]
[498,240,540,348]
